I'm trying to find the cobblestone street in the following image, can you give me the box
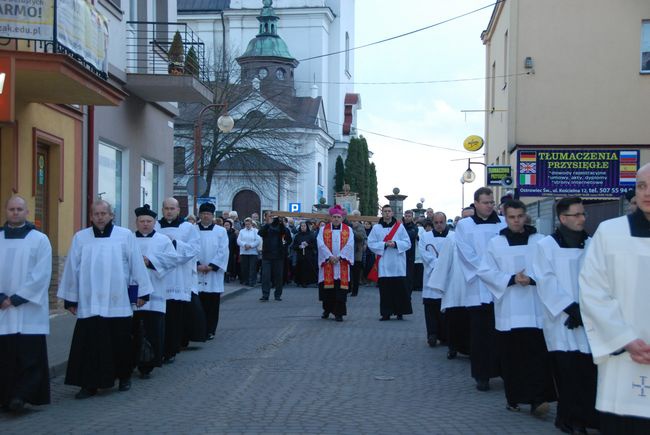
[1,285,557,434]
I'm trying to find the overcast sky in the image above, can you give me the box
[355,0,495,218]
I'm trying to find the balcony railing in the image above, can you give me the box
[126,21,210,84]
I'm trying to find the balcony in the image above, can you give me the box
[125,22,214,104]
[0,0,126,106]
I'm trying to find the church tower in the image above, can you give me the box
[236,0,299,95]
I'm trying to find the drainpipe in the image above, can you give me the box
[86,105,95,228]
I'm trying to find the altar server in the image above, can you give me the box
[454,187,506,391]
[196,202,229,339]
[580,163,650,434]
[58,200,152,399]
[478,199,555,416]
[533,197,598,433]
[316,205,354,321]
[156,197,202,362]
[132,204,176,378]
[0,196,52,411]
[367,204,412,321]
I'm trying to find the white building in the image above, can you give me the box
[176,0,359,214]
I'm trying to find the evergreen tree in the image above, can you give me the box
[334,155,345,192]
[344,137,362,194]
[367,162,379,216]
[359,137,370,214]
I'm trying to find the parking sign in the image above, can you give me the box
[289,203,301,212]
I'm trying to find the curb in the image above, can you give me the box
[48,286,253,379]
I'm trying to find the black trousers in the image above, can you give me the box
[552,351,599,430]
[164,300,185,359]
[378,277,413,317]
[240,255,258,286]
[468,303,500,380]
[0,334,50,406]
[445,307,471,355]
[423,297,442,339]
[497,328,556,406]
[350,262,362,295]
[261,258,284,298]
[413,263,424,291]
[319,280,348,317]
[600,412,650,435]
[199,292,221,336]
[132,311,165,375]
[182,293,207,346]
[65,316,133,389]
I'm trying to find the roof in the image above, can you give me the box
[178,0,230,13]
[216,149,297,172]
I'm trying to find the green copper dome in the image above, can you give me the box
[239,0,295,60]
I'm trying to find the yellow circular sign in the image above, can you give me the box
[463,135,484,152]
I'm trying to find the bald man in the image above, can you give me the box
[580,163,650,433]
[0,196,52,412]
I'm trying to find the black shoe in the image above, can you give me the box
[274,297,282,301]
[259,297,269,301]
[379,316,390,321]
[8,398,24,412]
[476,379,490,391]
[554,419,574,434]
[427,335,438,347]
[506,403,520,412]
[75,388,97,400]
[335,316,343,322]
[396,315,403,320]
[350,292,358,297]
[207,333,215,341]
[118,379,131,392]
[163,356,175,364]
[321,311,330,319]
[447,349,458,359]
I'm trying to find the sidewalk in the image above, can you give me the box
[47,283,253,379]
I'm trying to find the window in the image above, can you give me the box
[141,159,159,212]
[642,21,650,72]
[98,142,124,225]
[317,162,323,186]
[490,61,496,112]
[503,30,508,89]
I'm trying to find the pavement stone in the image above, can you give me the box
[2,284,559,434]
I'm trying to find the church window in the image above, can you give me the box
[317,162,323,186]
[345,32,350,75]
[276,68,286,80]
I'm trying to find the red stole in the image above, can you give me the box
[323,223,350,289]
[367,221,401,282]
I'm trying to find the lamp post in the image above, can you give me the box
[461,158,487,183]
[193,103,234,214]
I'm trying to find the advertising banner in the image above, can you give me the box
[486,165,512,186]
[0,0,54,40]
[517,149,638,197]
[57,0,108,73]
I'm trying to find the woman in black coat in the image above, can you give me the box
[223,220,239,283]
[292,221,318,287]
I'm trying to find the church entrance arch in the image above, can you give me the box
[232,189,261,220]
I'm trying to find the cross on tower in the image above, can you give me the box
[632,376,650,397]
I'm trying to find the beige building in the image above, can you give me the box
[481,0,650,234]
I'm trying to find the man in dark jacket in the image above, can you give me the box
[258,213,293,301]
[402,210,419,296]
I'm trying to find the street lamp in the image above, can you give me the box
[461,158,486,183]
[193,103,234,213]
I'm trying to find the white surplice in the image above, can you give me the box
[197,225,229,293]
[419,231,452,300]
[427,234,472,311]
[454,216,506,307]
[478,233,545,331]
[579,216,650,418]
[0,229,52,335]
[316,224,355,283]
[156,221,200,301]
[533,235,592,353]
[367,221,411,277]
[135,231,177,313]
[57,226,153,319]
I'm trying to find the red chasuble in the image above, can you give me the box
[322,223,350,289]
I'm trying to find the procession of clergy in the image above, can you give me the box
[2,164,650,435]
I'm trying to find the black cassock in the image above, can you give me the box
[0,334,50,407]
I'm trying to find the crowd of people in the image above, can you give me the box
[1,163,650,435]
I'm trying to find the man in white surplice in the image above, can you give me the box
[478,199,555,416]
[156,197,201,363]
[316,205,354,322]
[367,204,412,321]
[195,202,229,340]
[58,200,152,400]
[454,187,505,391]
[132,204,177,379]
[580,163,650,434]
[533,197,598,433]
[0,196,52,412]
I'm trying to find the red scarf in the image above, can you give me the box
[367,221,401,282]
[322,223,350,289]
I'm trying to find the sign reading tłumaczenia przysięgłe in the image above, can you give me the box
[516,149,638,197]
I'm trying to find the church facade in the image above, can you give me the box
[175,0,360,216]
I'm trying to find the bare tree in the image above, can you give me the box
[174,48,315,198]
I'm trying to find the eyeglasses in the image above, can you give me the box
[562,212,588,218]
